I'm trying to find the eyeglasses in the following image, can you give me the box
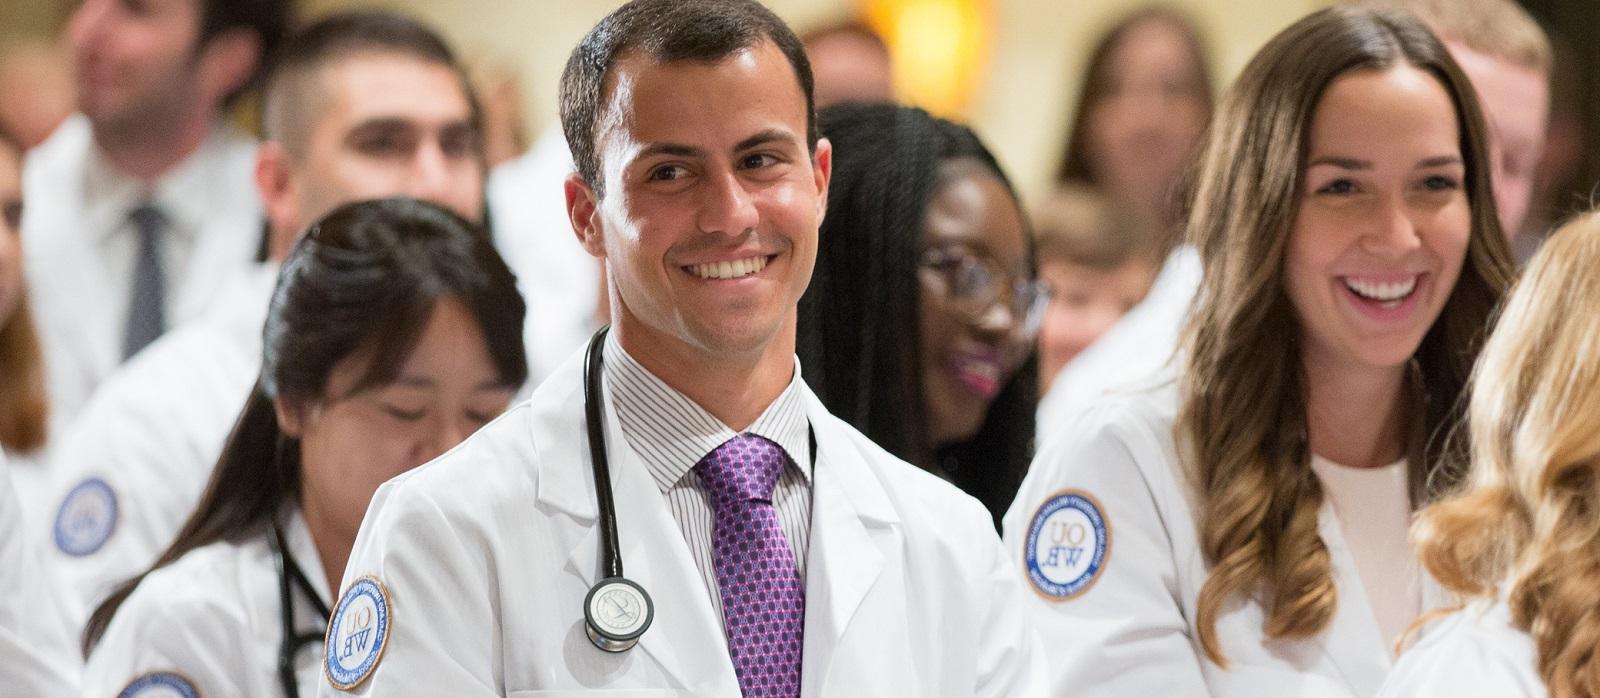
[920,245,1050,338]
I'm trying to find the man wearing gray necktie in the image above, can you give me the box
[122,203,165,359]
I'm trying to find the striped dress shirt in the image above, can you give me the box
[602,332,814,624]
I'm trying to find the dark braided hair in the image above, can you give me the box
[799,103,1039,528]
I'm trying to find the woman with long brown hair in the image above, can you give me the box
[0,126,50,501]
[1005,7,1515,695]
[1379,211,1600,697]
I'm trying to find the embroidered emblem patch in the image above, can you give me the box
[324,576,392,690]
[53,477,118,556]
[117,671,199,698]
[1023,489,1111,600]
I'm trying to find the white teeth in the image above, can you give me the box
[688,256,769,280]
[1345,276,1418,302]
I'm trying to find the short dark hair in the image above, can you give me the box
[559,0,816,197]
[197,0,294,108]
[261,11,481,158]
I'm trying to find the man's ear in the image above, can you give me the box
[274,394,306,439]
[565,172,607,259]
[196,28,261,108]
[811,137,833,224]
[255,142,300,261]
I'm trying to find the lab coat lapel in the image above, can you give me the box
[1314,503,1393,696]
[536,360,738,692]
[798,398,902,694]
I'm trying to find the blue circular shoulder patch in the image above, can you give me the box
[324,576,392,690]
[53,477,119,556]
[118,671,199,698]
[1023,489,1111,600]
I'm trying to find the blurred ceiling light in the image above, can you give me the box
[866,0,991,117]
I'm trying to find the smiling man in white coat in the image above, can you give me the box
[319,1,1044,696]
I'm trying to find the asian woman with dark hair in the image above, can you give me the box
[80,198,527,697]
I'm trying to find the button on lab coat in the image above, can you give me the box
[319,353,1045,696]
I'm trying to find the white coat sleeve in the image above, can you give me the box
[318,477,502,697]
[1002,406,1210,696]
[973,522,1050,697]
[0,456,80,697]
[1376,613,1544,697]
[81,576,251,697]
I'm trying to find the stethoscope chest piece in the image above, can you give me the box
[584,576,654,652]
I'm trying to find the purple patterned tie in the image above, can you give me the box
[695,434,805,697]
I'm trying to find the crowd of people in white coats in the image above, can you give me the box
[0,0,1596,695]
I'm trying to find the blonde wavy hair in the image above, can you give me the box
[1411,211,1600,696]
[1177,7,1516,665]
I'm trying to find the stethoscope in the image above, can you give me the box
[268,524,332,698]
[580,326,657,652]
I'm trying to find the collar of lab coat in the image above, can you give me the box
[280,504,333,609]
[529,353,903,691]
[1313,502,1450,695]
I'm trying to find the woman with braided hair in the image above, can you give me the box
[1004,6,1516,695]
[798,102,1044,528]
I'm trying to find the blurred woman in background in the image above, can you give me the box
[1055,6,1214,234]
[0,126,51,506]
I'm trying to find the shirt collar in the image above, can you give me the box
[82,121,248,245]
[603,329,812,494]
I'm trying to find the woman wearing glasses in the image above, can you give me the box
[798,102,1045,528]
[1004,7,1514,696]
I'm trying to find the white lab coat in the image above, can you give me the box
[41,264,274,628]
[21,114,262,421]
[0,452,81,697]
[83,508,332,697]
[1005,382,1448,697]
[486,127,602,390]
[1035,245,1200,436]
[1377,600,1545,697]
[318,352,1046,696]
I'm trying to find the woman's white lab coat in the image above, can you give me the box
[1005,382,1447,697]
[83,509,332,697]
[1377,599,1545,697]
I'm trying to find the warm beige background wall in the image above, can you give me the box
[299,0,1323,201]
[4,0,1325,200]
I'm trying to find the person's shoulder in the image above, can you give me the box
[1382,601,1544,697]
[111,537,267,636]
[379,362,585,513]
[22,114,90,182]
[1038,381,1179,469]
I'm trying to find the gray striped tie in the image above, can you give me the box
[122,203,166,359]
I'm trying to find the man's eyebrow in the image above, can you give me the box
[637,142,703,159]
[346,118,417,134]
[733,128,798,152]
